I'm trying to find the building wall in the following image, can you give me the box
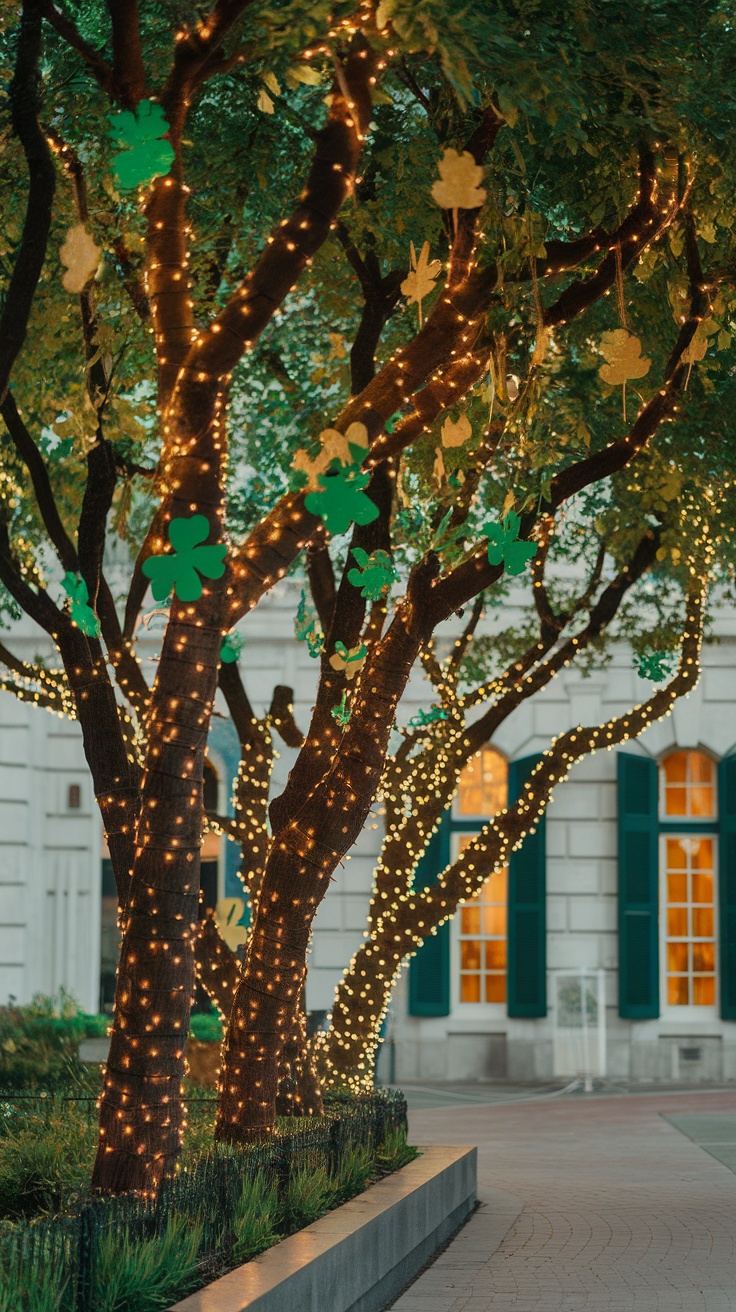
[0,581,734,1082]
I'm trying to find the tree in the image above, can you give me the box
[0,0,735,1194]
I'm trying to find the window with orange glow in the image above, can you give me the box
[661,750,716,819]
[663,836,716,1006]
[455,749,508,1004]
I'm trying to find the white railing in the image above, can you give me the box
[552,968,607,1090]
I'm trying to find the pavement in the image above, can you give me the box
[385,1084,736,1311]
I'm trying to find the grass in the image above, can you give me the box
[232,1168,282,1262]
[93,1214,204,1312]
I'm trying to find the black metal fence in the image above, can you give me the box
[0,1089,408,1312]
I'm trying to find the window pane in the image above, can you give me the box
[485,974,506,1003]
[668,976,689,1005]
[485,940,507,969]
[483,904,505,936]
[691,754,714,783]
[667,942,689,972]
[692,840,714,872]
[665,787,687,817]
[690,786,714,818]
[461,906,480,935]
[664,752,688,784]
[460,974,481,1002]
[485,868,507,900]
[666,840,688,871]
[456,748,507,817]
[667,873,687,904]
[667,907,688,937]
[692,907,714,937]
[692,872,713,904]
[693,976,716,1005]
[461,940,481,970]
[692,943,715,972]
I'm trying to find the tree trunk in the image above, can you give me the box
[313,939,402,1091]
[275,982,324,1117]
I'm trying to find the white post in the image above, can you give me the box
[580,966,593,1092]
[597,968,607,1079]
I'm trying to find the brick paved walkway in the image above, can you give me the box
[388,1089,736,1311]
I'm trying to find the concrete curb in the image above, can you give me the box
[169,1145,477,1312]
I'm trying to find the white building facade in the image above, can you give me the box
[1,582,735,1085]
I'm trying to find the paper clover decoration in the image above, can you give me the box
[293,421,369,491]
[305,464,378,536]
[401,240,442,327]
[142,515,227,602]
[294,590,323,658]
[408,706,448,728]
[431,148,486,217]
[598,329,651,420]
[635,649,676,682]
[108,99,175,191]
[329,640,368,680]
[59,224,101,294]
[220,631,245,664]
[214,898,249,951]
[347,548,399,600]
[482,510,537,576]
[62,572,101,637]
[441,413,472,448]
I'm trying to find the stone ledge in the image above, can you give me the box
[169,1144,477,1312]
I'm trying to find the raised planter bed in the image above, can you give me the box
[170,1144,476,1312]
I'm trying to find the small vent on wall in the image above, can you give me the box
[679,1046,701,1062]
[68,783,81,810]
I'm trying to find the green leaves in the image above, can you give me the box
[482,511,537,576]
[62,573,101,637]
[220,631,245,664]
[305,464,379,536]
[108,100,175,191]
[347,549,398,600]
[142,516,227,602]
[331,691,351,727]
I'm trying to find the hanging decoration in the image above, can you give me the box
[431,147,486,233]
[305,463,378,535]
[635,649,676,682]
[107,99,175,191]
[220,631,245,664]
[408,705,448,728]
[347,548,399,600]
[214,898,249,951]
[62,572,101,637]
[331,691,352,727]
[440,413,472,448]
[141,515,227,602]
[59,224,101,294]
[293,421,369,491]
[400,240,442,327]
[433,446,446,487]
[482,510,538,576]
[294,591,323,658]
[597,328,651,422]
[329,640,368,679]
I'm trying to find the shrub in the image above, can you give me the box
[189,1014,223,1043]
[231,1169,282,1263]
[0,1103,97,1217]
[93,1214,203,1312]
[0,993,107,1092]
[284,1163,337,1230]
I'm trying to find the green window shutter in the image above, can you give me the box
[718,755,736,1020]
[408,818,451,1016]
[507,754,547,1018]
[617,752,659,1019]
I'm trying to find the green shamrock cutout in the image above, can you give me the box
[305,463,379,536]
[482,510,537,577]
[635,649,675,682]
[385,410,403,434]
[108,99,175,191]
[347,548,399,600]
[220,631,245,664]
[62,572,101,637]
[294,590,323,658]
[409,705,448,729]
[142,515,227,602]
[331,691,352,727]
[329,640,368,680]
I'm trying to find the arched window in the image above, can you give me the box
[660,751,717,1008]
[452,748,508,1005]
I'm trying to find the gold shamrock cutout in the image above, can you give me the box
[293,420,369,490]
[59,224,101,294]
[214,898,249,951]
[598,329,651,421]
[329,641,368,680]
[441,413,472,448]
[401,240,442,327]
[431,148,486,232]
